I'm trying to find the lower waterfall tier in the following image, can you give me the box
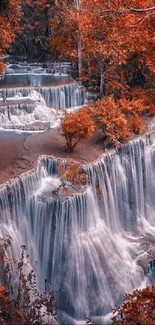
[0,126,155,323]
[0,83,87,109]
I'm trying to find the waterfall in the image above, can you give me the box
[1,125,155,323]
[0,102,57,131]
[0,103,34,114]
[0,83,87,108]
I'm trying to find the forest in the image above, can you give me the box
[0,0,155,151]
[0,1,155,324]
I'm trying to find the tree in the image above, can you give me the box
[0,0,21,72]
[12,0,52,59]
[0,242,58,325]
[91,97,130,146]
[50,0,155,93]
[61,108,95,151]
[51,0,81,66]
[112,286,155,325]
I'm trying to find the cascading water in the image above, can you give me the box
[6,62,73,75]
[1,125,155,323]
[0,62,87,132]
[0,83,87,108]
[0,90,57,131]
[0,102,57,131]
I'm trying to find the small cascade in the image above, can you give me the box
[6,62,73,75]
[0,103,57,131]
[0,103,34,114]
[0,62,87,132]
[0,91,57,131]
[1,126,155,323]
[0,83,87,108]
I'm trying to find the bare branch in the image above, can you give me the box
[100,6,155,16]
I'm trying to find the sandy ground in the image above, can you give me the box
[0,128,104,184]
[0,116,153,185]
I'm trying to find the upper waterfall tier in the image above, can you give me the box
[1,126,155,323]
[0,83,87,108]
[5,62,73,76]
[0,63,73,87]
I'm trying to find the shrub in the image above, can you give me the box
[0,243,57,325]
[92,97,130,146]
[128,114,143,134]
[119,88,155,116]
[112,286,155,325]
[57,159,87,187]
[61,108,95,152]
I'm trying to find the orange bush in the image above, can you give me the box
[92,97,130,146]
[57,159,87,186]
[128,114,143,134]
[119,88,155,116]
[119,98,146,115]
[112,286,155,325]
[61,108,95,152]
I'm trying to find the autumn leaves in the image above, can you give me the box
[60,99,128,152]
[50,0,155,153]
[0,0,21,73]
[112,286,155,325]
[61,108,95,152]
[51,0,155,93]
[60,89,155,152]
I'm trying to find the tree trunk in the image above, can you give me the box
[100,69,104,96]
[76,0,82,79]
[88,57,91,79]
[0,255,4,285]
[78,36,82,79]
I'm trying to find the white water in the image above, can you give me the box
[0,83,87,131]
[0,91,56,131]
[1,126,155,323]
[0,63,87,132]
[0,102,57,131]
[0,89,43,103]
[0,87,87,131]
[6,62,72,75]
[0,83,87,108]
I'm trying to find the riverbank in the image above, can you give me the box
[0,116,153,184]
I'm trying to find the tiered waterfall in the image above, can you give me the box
[1,125,155,323]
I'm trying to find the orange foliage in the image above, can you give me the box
[0,286,7,298]
[60,92,151,149]
[119,98,148,115]
[0,0,21,72]
[119,88,155,116]
[112,286,155,325]
[91,97,130,146]
[50,0,155,92]
[128,114,143,134]
[58,159,87,186]
[61,108,95,151]
[50,0,79,61]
